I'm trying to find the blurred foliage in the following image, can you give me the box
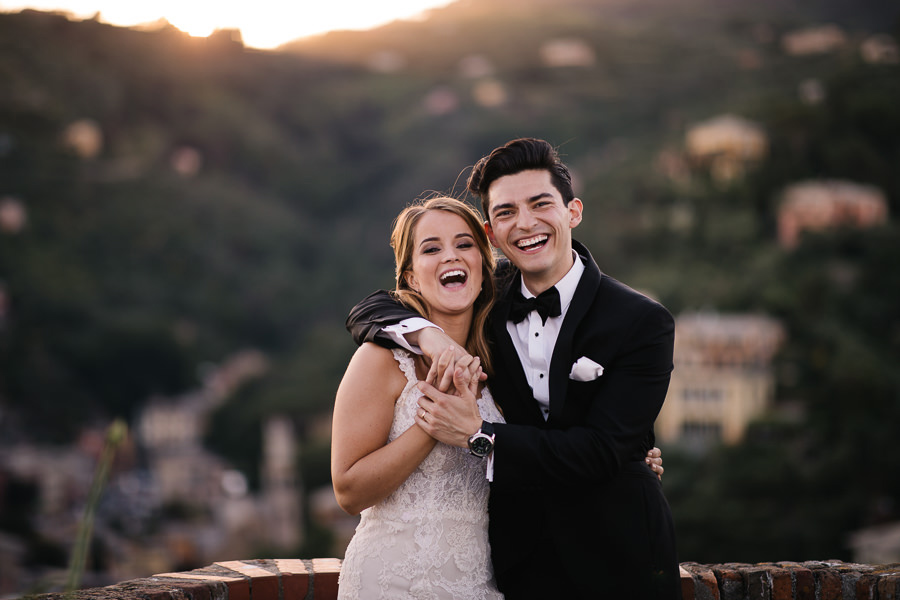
[1,0,899,565]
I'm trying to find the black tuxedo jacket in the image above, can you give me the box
[346,240,681,599]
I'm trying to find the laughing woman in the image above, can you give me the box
[331,197,505,599]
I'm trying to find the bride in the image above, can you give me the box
[331,197,505,599]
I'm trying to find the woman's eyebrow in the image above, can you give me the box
[418,232,474,246]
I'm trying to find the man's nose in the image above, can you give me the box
[515,209,537,230]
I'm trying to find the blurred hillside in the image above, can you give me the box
[1,0,899,570]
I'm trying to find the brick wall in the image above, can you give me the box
[24,559,900,600]
[679,561,900,599]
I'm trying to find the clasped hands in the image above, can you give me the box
[413,328,485,449]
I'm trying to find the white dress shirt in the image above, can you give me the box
[507,251,585,420]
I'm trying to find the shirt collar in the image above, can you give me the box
[518,249,585,314]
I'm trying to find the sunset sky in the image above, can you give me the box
[0,0,455,49]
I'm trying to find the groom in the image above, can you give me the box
[346,138,680,599]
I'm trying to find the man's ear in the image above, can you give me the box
[568,198,584,229]
[484,221,499,247]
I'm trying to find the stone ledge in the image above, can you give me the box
[680,561,900,600]
[25,558,341,600]
[18,559,900,600]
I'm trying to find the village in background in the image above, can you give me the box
[1,0,899,596]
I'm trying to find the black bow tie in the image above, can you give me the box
[509,287,562,325]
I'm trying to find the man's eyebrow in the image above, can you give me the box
[490,192,554,214]
[490,202,515,215]
[528,192,554,202]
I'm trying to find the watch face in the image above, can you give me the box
[470,434,493,457]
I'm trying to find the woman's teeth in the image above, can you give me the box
[440,270,467,286]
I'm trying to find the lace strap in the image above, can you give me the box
[391,348,419,387]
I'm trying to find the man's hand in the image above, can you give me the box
[645,447,664,480]
[415,352,484,447]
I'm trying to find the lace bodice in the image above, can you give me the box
[337,349,505,599]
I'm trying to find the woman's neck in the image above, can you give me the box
[430,312,472,347]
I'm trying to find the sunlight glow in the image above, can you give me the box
[0,0,456,49]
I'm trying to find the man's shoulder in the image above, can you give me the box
[593,273,673,324]
[599,274,658,303]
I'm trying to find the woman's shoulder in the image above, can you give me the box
[356,341,398,359]
[349,343,410,382]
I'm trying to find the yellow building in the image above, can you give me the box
[684,114,768,183]
[657,312,785,451]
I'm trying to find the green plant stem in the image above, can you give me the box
[65,419,128,594]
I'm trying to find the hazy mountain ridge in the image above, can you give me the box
[1,0,899,564]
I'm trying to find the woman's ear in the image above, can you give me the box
[405,272,419,293]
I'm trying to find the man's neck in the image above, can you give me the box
[522,279,558,297]
[521,258,575,296]
[521,246,587,297]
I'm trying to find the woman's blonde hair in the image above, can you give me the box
[390,196,496,376]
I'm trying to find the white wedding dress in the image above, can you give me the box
[337,349,505,600]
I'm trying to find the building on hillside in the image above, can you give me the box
[798,78,826,105]
[657,312,785,452]
[206,28,243,50]
[472,79,508,108]
[860,34,900,65]
[60,118,103,159]
[367,50,406,73]
[781,24,847,56]
[777,180,889,249]
[260,415,302,551]
[685,114,768,184]
[849,521,900,564]
[138,391,229,505]
[133,349,305,564]
[137,350,274,510]
[0,196,27,233]
[539,38,596,68]
[458,54,495,78]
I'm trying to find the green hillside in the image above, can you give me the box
[1,0,899,563]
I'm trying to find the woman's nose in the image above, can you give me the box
[442,248,460,262]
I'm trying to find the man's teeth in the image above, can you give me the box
[517,234,548,249]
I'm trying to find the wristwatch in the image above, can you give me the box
[467,420,495,458]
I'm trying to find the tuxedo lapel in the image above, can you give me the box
[548,241,603,418]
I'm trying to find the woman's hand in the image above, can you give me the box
[416,350,484,448]
[426,347,483,395]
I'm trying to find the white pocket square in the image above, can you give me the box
[569,357,604,382]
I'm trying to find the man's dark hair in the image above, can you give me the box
[466,138,575,220]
